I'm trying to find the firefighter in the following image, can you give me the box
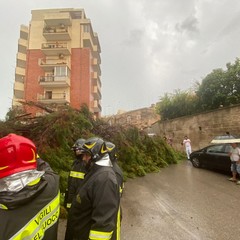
[64,138,86,210]
[65,137,120,240]
[106,141,124,240]
[64,138,86,240]
[0,133,60,240]
[106,141,124,196]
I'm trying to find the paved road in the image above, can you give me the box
[58,161,240,240]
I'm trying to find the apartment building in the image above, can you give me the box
[13,8,102,118]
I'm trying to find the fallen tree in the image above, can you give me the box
[0,104,183,193]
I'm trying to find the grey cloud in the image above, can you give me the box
[175,15,199,34]
[123,29,144,46]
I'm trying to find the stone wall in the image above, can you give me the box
[150,104,240,152]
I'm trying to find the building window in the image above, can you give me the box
[54,66,67,76]
[15,74,24,83]
[18,44,27,54]
[83,24,90,33]
[14,90,24,99]
[45,91,52,99]
[20,31,28,40]
[17,59,26,68]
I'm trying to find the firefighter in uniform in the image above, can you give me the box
[106,142,124,196]
[0,133,60,240]
[65,137,120,240]
[64,138,86,210]
[106,141,124,240]
[64,138,86,240]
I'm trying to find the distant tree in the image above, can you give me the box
[224,58,240,104]
[156,90,198,120]
[196,58,240,110]
[195,68,226,110]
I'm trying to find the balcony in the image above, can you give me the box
[37,92,69,104]
[44,12,72,26]
[91,71,98,79]
[93,100,102,113]
[92,86,101,100]
[39,75,70,88]
[92,58,101,76]
[92,72,101,88]
[15,66,25,76]
[39,58,70,71]
[41,42,71,56]
[43,26,71,41]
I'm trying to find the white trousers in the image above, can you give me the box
[185,146,192,159]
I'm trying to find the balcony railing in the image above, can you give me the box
[37,92,69,104]
[41,42,71,56]
[39,75,70,88]
[39,58,70,70]
[43,26,71,41]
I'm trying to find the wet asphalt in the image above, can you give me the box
[58,160,240,240]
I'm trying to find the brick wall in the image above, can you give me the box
[70,48,91,109]
[24,50,45,115]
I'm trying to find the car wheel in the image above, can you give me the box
[191,157,201,168]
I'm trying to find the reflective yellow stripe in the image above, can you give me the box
[89,230,113,240]
[27,177,41,186]
[69,171,85,179]
[116,206,121,240]
[66,203,72,208]
[0,166,8,170]
[0,204,8,210]
[10,192,60,240]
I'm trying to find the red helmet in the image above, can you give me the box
[0,134,37,178]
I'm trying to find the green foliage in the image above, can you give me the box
[156,90,199,120]
[196,68,227,111]
[0,106,182,193]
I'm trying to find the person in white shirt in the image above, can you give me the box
[229,142,240,183]
[183,136,192,160]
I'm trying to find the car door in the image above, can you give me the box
[203,144,226,169]
[219,144,232,172]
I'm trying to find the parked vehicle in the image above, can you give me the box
[190,143,235,173]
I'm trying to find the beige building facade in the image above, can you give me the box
[105,105,160,130]
[13,8,102,117]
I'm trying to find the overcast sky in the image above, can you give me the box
[1,0,240,119]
